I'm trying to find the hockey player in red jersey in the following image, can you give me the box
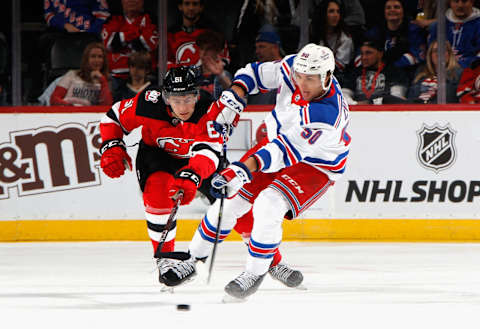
[99,66,302,288]
[100,66,226,285]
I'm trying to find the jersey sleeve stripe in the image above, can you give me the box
[253,149,271,171]
[250,62,269,92]
[301,105,311,125]
[278,134,302,164]
[280,64,295,93]
[272,140,291,166]
[271,109,282,135]
[233,74,255,93]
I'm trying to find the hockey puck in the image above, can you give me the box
[176,304,191,311]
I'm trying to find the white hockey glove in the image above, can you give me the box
[214,89,246,133]
[211,161,252,198]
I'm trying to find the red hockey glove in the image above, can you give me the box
[211,161,252,198]
[100,139,132,178]
[213,89,246,134]
[168,168,201,205]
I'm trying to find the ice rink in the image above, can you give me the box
[1,241,480,329]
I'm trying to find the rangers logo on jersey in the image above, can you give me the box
[417,124,457,173]
[145,90,161,103]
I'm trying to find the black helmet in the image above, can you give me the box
[162,66,198,96]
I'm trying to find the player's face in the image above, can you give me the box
[326,2,341,28]
[88,48,104,71]
[293,72,327,101]
[255,42,278,62]
[360,46,383,68]
[450,0,473,20]
[167,94,198,121]
[179,0,203,21]
[384,0,403,23]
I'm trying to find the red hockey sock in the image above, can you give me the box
[150,238,175,254]
[270,249,282,267]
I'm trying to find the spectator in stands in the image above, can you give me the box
[457,58,480,103]
[362,0,426,76]
[428,0,480,69]
[408,41,462,104]
[113,51,152,103]
[310,0,354,85]
[195,31,232,100]
[248,30,283,105]
[50,42,112,106]
[168,0,229,68]
[313,0,366,49]
[342,38,409,104]
[44,0,110,34]
[102,0,158,91]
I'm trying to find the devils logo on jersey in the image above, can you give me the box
[145,90,161,103]
[156,137,193,158]
[417,124,456,173]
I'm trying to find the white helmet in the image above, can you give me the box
[293,43,335,90]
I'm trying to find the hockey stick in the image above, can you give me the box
[207,125,229,284]
[153,192,190,261]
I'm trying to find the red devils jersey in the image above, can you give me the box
[100,86,224,179]
[102,14,159,79]
[167,28,230,68]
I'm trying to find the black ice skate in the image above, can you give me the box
[156,257,196,287]
[224,271,265,299]
[268,263,304,288]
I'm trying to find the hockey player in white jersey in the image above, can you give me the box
[161,44,351,299]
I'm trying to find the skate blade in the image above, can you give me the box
[160,285,174,293]
[294,284,307,291]
[222,294,247,304]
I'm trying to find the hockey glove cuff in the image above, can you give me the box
[100,139,132,178]
[211,161,252,198]
[168,168,201,205]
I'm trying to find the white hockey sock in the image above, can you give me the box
[145,212,176,243]
[189,196,252,259]
[246,188,289,275]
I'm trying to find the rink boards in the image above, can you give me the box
[0,104,479,241]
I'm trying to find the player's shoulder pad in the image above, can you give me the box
[186,90,214,123]
[282,54,296,69]
[135,85,170,121]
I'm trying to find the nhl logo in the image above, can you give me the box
[416,124,456,172]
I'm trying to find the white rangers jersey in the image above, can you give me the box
[233,55,351,180]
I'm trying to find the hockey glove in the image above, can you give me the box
[100,139,132,178]
[211,161,252,198]
[213,89,246,134]
[168,168,201,205]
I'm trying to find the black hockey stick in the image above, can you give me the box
[153,192,190,261]
[207,125,229,284]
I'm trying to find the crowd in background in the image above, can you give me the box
[1,0,480,106]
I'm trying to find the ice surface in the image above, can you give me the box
[1,241,480,329]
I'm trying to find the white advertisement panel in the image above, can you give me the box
[0,110,479,221]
